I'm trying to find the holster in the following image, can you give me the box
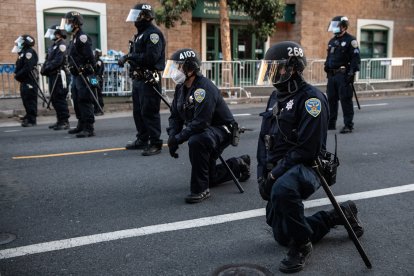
[316,151,340,186]
[230,122,240,146]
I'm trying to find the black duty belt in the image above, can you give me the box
[329,66,346,75]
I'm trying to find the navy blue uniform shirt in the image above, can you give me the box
[67,29,95,75]
[325,32,361,73]
[128,24,165,71]
[14,47,38,83]
[265,83,329,180]
[41,39,67,76]
[168,75,235,144]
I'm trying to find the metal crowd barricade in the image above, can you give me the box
[0,63,19,98]
[102,61,132,96]
[2,58,413,99]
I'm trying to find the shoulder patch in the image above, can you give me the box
[97,60,102,66]
[59,44,66,52]
[351,40,358,48]
[79,35,88,43]
[25,52,32,60]
[305,98,322,117]
[194,89,206,103]
[150,33,159,44]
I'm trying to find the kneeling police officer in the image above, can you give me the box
[164,48,250,204]
[256,41,364,273]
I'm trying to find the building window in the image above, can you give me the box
[35,0,107,62]
[44,13,101,53]
[360,29,388,59]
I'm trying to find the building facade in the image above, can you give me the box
[1,0,413,63]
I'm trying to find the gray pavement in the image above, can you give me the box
[0,96,413,275]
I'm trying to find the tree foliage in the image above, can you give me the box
[228,0,285,41]
[155,0,285,41]
[155,0,197,28]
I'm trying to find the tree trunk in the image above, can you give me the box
[219,0,234,95]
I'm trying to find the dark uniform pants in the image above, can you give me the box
[327,72,354,128]
[71,75,95,129]
[49,74,69,123]
[132,79,161,144]
[266,164,331,246]
[20,81,38,124]
[188,126,239,194]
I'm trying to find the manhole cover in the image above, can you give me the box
[212,264,273,276]
[0,233,16,245]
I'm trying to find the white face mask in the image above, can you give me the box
[171,69,186,84]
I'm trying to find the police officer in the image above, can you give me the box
[325,16,361,133]
[41,25,70,130]
[164,48,250,204]
[13,35,38,127]
[62,11,96,138]
[93,48,105,116]
[119,3,166,156]
[256,41,364,273]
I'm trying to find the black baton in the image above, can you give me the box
[313,159,372,269]
[350,83,361,110]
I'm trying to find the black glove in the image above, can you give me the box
[258,177,270,201]
[168,136,179,158]
[117,55,128,67]
[346,72,355,84]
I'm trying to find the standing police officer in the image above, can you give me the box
[41,25,70,130]
[13,35,38,127]
[62,11,96,138]
[93,48,105,116]
[119,3,166,156]
[164,48,250,204]
[256,41,363,273]
[325,16,361,133]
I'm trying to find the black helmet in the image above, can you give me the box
[64,11,84,26]
[126,3,154,22]
[21,34,35,47]
[257,41,306,92]
[44,24,67,40]
[169,48,201,74]
[328,16,349,34]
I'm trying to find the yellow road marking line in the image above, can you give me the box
[12,148,126,159]
[12,144,169,160]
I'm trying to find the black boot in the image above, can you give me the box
[279,240,313,273]
[327,200,364,237]
[185,189,210,204]
[125,139,148,150]
[76,125,95,138]
[237,155,251,182]
[68,121,83,134]
[142,141,163,156]
[339,125,353,134]
[49,122,58,129]
[21,120,36,127]
[54,121,70,130]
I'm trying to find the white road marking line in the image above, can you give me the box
[1,183,413,260]
[3,130,22,133]
[233,113,251,116]
[357,103,389,108]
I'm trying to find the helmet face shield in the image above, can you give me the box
[11,36,24,53]
[126,9,142,22]
[256,60,289,86]
[163,60,187,84]
[44,28,56,38]
[328,21,341,34]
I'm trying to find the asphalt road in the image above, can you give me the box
[0,96,413,275]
